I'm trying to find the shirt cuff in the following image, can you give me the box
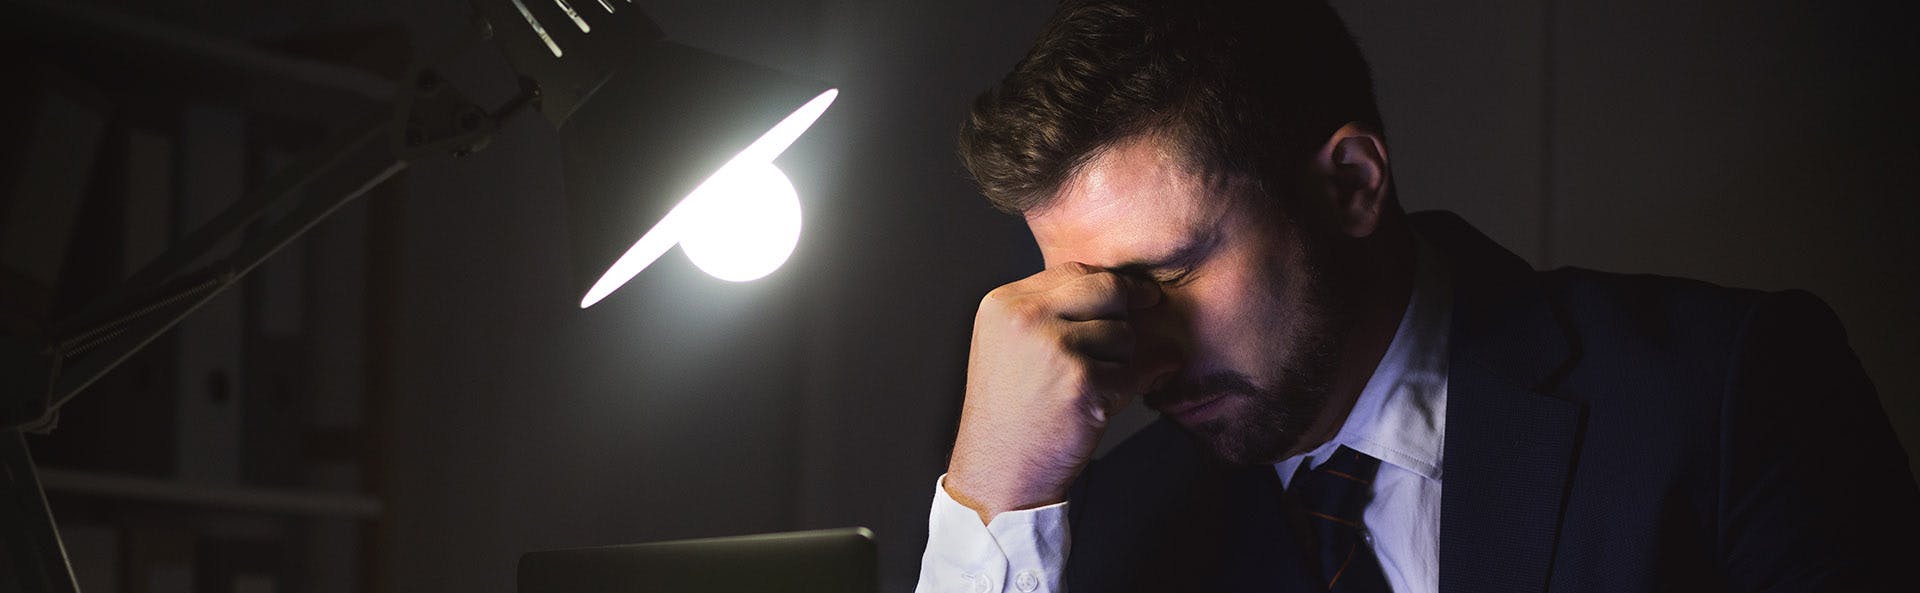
[914,474,1069,593]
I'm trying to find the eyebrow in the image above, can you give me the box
[1108,226,1222,277]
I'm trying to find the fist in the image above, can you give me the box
[945,262,1172,523]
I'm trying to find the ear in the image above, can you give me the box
[1308,122,1391,238]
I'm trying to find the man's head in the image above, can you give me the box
[960,0,1383,214]
[961,0,1410,465]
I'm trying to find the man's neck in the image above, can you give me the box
[1285,214,1418,459]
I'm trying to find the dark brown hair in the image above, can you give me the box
[959,0,1383,214]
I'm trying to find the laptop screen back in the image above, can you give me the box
[518,527,877,593]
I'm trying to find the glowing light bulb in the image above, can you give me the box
[679,160,802,282]
[578,88,838,308]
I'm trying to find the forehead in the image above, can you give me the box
[1026,136,1236,267]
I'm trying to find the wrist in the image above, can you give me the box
[943,471,1066,525]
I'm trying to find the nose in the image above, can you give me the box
[1128,295,1189,388]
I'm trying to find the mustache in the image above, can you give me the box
[1144,372,1261,409]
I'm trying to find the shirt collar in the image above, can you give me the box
[1276,232,1452,486]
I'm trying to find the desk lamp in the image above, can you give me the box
[0,1,837,590]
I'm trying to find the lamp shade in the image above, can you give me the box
[559,41,835,308]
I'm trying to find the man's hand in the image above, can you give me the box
[945,262,1170,524]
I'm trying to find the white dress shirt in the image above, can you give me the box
[917,237,1451,593]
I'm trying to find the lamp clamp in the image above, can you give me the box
[393,65,497,160]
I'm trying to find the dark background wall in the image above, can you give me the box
[9,1,1915,592]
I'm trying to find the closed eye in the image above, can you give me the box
[1152,267,1194,286]
[1111,228,1219,286]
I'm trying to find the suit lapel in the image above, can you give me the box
[1163,463,1321,593]
[1214,465,1320,593]
[1068,422,1322,593]
[1413,212,1586,593]
[1439,357,1582,593]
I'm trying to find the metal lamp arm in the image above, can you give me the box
[12,33,528,433]
[34,127,412,432]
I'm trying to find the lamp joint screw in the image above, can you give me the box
[404,126,424,147]
[517,76,543,112]
[416,71,439,92]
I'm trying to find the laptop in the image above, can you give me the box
[518,527,878,593]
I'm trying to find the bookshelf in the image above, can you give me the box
[0,2,410,592]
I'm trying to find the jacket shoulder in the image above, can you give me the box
[1544,267,1764,351]
[1535,268,1774,403]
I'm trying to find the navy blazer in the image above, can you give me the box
[1063,211,1920,592]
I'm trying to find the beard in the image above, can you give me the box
[1146,221,1358,465]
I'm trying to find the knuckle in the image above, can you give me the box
[979,289,1009,313]
[1005,297,1052,328]
[1051,327,1077,350]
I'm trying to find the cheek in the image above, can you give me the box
[1161,266,1293,370]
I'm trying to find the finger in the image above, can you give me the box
[1061,318,1135,363]
[998,261,1107,298]
[1082,360,1148,422]
[1049,270,1163,321]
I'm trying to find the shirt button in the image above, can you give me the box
[964,573,993,593]
[1014,570,1040,592]
[1361,529,1376,546]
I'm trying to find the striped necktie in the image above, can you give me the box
[1289,445,1392,592]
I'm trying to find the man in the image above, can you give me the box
[915,1,1920,592]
